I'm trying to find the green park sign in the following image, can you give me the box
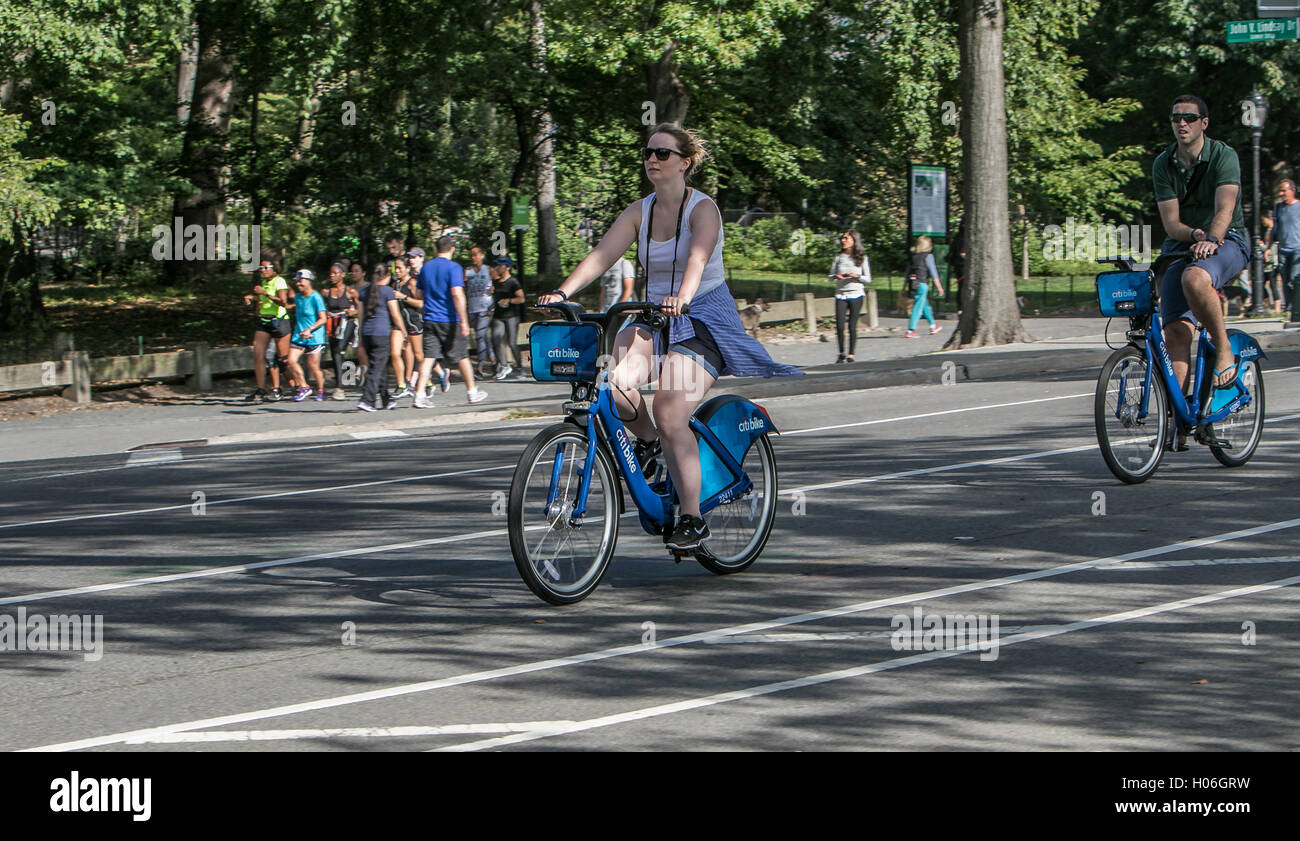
[1226,18,1298,43]
[512,195,531,230]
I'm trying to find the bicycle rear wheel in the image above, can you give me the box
[1095,346,1167,484]
[696,433,777,575]
[508,423,619,604]
[1208,358,1265,467]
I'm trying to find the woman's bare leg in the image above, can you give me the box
[653,352,715,518]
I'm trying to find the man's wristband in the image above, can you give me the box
[1206,235,1221,245]
[550,289,568,301]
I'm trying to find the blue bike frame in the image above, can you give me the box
[568,373,754,535]
[1126,307,1259,444]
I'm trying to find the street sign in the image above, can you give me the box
[1227,17,1298,42]
[512,195,530,231]
[1258,2,1300,19]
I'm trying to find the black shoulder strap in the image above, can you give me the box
[1168,140,1210,202]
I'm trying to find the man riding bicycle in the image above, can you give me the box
[1152,94,1251,409]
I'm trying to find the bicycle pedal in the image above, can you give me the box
[669,549,692,563]
[1192,429,1232,449]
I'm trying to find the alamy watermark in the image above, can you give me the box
[1,607,103,661]
[151,217,261,270]
[1042,218,1152,263]
[891,606,999,661]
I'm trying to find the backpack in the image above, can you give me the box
[904,252,927,294]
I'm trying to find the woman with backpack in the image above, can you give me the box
[829,230,869,362]
[905,235,944,338]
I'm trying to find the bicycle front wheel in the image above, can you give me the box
[508,423,620,604]
[1095,346,1167,484]
[697,433,777,575]
[1208,358,1265,467]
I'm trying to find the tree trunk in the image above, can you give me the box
[531,0,561,278]
[1019,203,1029,280]
[169,0,240,284]
[645,42,689,127]
[176,16,199,124]
[945,0,1031,348]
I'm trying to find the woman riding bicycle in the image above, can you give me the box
[537,123,800,551]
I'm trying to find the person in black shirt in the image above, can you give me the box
[489,257,525,380]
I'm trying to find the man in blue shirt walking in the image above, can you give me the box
[1264,178,1300,320]
[409,235,487,405]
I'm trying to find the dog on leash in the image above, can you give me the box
[738,298,770,337]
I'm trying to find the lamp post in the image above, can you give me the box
[1246,89,1269,317]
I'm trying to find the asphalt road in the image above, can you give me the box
[2,352,1299,751]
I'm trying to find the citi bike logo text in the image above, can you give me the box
[151,217,262,270]
[891,606,1000,661]
[614,428,638,475]
[548,347,579,359]
[738,416,765,433]
[1042,218,1152,263]
[0,607,103,662]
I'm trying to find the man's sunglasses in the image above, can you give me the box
[643,147,684,161]
[1170,112,1204,124]
[258,265,274,270]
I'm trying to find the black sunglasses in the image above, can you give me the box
[1170,112,1204,123]
[643,146,684,161]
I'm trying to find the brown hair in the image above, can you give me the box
[647,123,711,182]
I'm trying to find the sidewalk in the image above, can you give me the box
[2,314,1296,463]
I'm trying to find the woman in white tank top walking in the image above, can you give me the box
[538,124,800,551]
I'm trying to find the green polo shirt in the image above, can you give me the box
[1152,136,1246,248]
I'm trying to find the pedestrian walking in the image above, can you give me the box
[490,257,525,380]
[829,231,869,362]
[464,245,496,375]
[243,252,292,402]
[356,263,408,411]
[904,235,944,338]
[286,269,328,401]
[1264,179,1300,320]
[322,261,361,399]
[600,252,636,311]
[408,235,487,405]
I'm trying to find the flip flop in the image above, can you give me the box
[1212,355,1242,390]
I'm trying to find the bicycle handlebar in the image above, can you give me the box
[536,299,690,334]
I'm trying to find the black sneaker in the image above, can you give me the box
[633,438,661,478]
[268,387,283,402]
[666,515,710,551]
[244,388,267,403]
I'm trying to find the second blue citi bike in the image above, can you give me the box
[507,300,780,604]
[1093,251,1266,484]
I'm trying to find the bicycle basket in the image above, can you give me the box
[528,321,602,382]
[1096,270,1153,317]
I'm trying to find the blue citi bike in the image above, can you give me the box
[507,300,779,604]
[1093,250,1266,484]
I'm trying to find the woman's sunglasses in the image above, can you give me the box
[643,147,684,161]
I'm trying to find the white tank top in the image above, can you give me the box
[637,188,726,303]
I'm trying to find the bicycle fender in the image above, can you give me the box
[694,395,775,503]
[1226,329,1267,363]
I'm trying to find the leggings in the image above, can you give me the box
[361,334,391,406]
[835,296,863,356]
[908,282,935,330]
[470,311,495,365]
[329,319,357,386]
[491,315,521,367]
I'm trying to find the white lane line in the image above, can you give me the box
[131,722,578,744]
[124,448,182,466]
[1,418,555,484]
[1097,555,1300,570]
[0,438,1103,605]
[437,573,1300,751]
[702,625,1053,645]
[780,443,1096,496]
[0,528,507,609]
[781,392,1091,436]
[0,397,1093,530]
[23,514,1300,752]
[0,464,512,531]
[348,429,409,440]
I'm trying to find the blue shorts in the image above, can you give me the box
[1159,232,1250,325]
